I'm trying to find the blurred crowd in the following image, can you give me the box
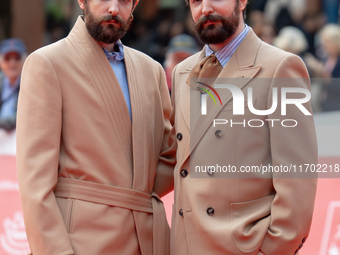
[247,0,340,112]
[1,0,340,124]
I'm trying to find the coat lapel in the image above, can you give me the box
[67,16,133,170]
[179,51,205,131]
[181,29,263,157]
[124,47,150,192]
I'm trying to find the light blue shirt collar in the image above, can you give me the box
[205,24,250,67]
[103,40,124,61]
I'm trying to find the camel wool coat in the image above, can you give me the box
[17,16,174,255]
[170,28,318,255]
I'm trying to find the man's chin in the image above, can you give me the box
[199,32,222,44]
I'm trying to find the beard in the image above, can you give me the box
[195,4,240,45]
[84,4,131,44]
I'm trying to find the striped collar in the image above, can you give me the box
[205,24,250,67]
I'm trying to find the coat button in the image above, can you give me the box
[299,244,303,249]
[215,130,223,138]
[207,167,214,177]
[207,207,215,216]
[176,133,183,141]
[180,169,188,178]
[179,209,183,216]
[302,237,306,243]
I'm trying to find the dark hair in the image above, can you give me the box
[185,0,247,19]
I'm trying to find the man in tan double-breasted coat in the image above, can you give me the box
[16,0,175,254]
[170,0,318,254]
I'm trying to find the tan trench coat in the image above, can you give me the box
[17,16,174,255]
[170,28,318,255]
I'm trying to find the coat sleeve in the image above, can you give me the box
[16,51,74,255]
[260,54,318,255]
[153,63,176,198]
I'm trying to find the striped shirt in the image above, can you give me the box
[205,24,250,67]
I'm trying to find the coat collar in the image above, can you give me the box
[124,47,156,191]
[179,28,263,157]
[66,17,139,184]
[67,17,156,191]
[67,16,132,135]
[183,27,261,71]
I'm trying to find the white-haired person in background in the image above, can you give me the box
[273,26,324,112]
[318,24,340,111]
[299,24,340,111]
[273,26,308,56]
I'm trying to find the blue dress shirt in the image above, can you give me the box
[103,41,131,119]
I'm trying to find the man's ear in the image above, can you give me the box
[77,0,86,10]
[239,0,248,12]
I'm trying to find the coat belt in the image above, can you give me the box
[54,177,170,255]
[55,177,156,212]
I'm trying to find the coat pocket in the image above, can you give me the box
[56,197,76,233]
[230,195,274,254]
